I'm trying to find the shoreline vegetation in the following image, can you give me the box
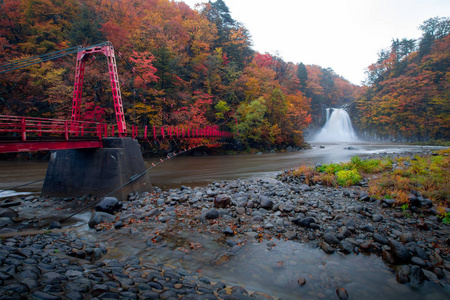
[280,149,450,223]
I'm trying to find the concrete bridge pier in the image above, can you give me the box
[41,138,152,201]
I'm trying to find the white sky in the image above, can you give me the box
[178,0,450,85]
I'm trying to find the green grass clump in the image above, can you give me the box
[318,162,345,174]
[336,169,362,187]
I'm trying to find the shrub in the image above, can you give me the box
[336,169,362,187]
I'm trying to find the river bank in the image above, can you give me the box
[0,151,449,299]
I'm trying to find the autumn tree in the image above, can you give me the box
[355,17,450,142]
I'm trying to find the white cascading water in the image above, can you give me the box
[312,108,358,142]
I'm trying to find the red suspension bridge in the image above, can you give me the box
[0,42,232,154]
[0,115,232,153]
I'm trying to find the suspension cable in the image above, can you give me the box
[0,42,110,74]
[2,179,45,191]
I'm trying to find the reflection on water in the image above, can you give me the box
[201,241,448,300]
[0,143,446,193]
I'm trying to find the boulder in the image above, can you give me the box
[88,212,115,228]
[95,197,122,214]
[407,194,422,208]
[410,266,424,288]
[293,217,316,228]
[395,265,410,284]
[389,239,411,263]
[373,233,389,245]
[358,192,370,202]
[205,209,219,220]
[321,241,335,254]
[323,233,339,245]
[214,194,231,208]
[260,196,273,210]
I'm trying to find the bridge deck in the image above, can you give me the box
[0,115,232,153]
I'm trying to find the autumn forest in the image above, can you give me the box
[0,0,449,149]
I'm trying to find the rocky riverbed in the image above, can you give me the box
[0,160,449,299]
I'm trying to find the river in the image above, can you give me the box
[0,142,444,195]
[1,142,449,299]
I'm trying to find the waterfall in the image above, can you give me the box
[311,108,358,142]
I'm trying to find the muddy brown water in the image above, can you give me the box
[1,142,445,194]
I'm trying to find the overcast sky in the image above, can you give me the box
[178,0,449,85]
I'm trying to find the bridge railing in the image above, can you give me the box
[129,124,233,140]
[0,115,106,141]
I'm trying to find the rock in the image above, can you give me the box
[400,232,414,243]
[360,224,374,232]
[114,221,124,229]
[0,282,30,295]
[0,217,13,227]
[382,250,395,264]
[358,192,370,202]
[345,219,355,228]
[420,198,433,208]
[389,239,411,263]
[299,184,313,192]
[359,242,372,251]
[260,196,273,209]
[251,215,264,223]
[340,241,354,254]
[433,267,445,279]
[88,212,115,228]
[95,197,122,214]
[422,270,438,282]
[310,223,321,230]
[411,257,427,268]
[408,195,422,208]
[236,207,246,215]
[373,233,389,245]
[410,266,424,288]
[338,226,351,238]
[49,221,61,229]
[0,208,19,218]
[293,217,315,228]
[395,265,410,284]
[323,233,339,245]
[32,290,62,300]
[284,230,297,240]
[142,291,159,299]
[336,287,348,300]
[144,208,161,218]
[382,199,395,207]
[214,194,231,208]
[297,278,306,286]
[223,226,234,235]
[321,241,335,254]
[264,222,274,229]
[205,209,219,220]
[372,214,383,222]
